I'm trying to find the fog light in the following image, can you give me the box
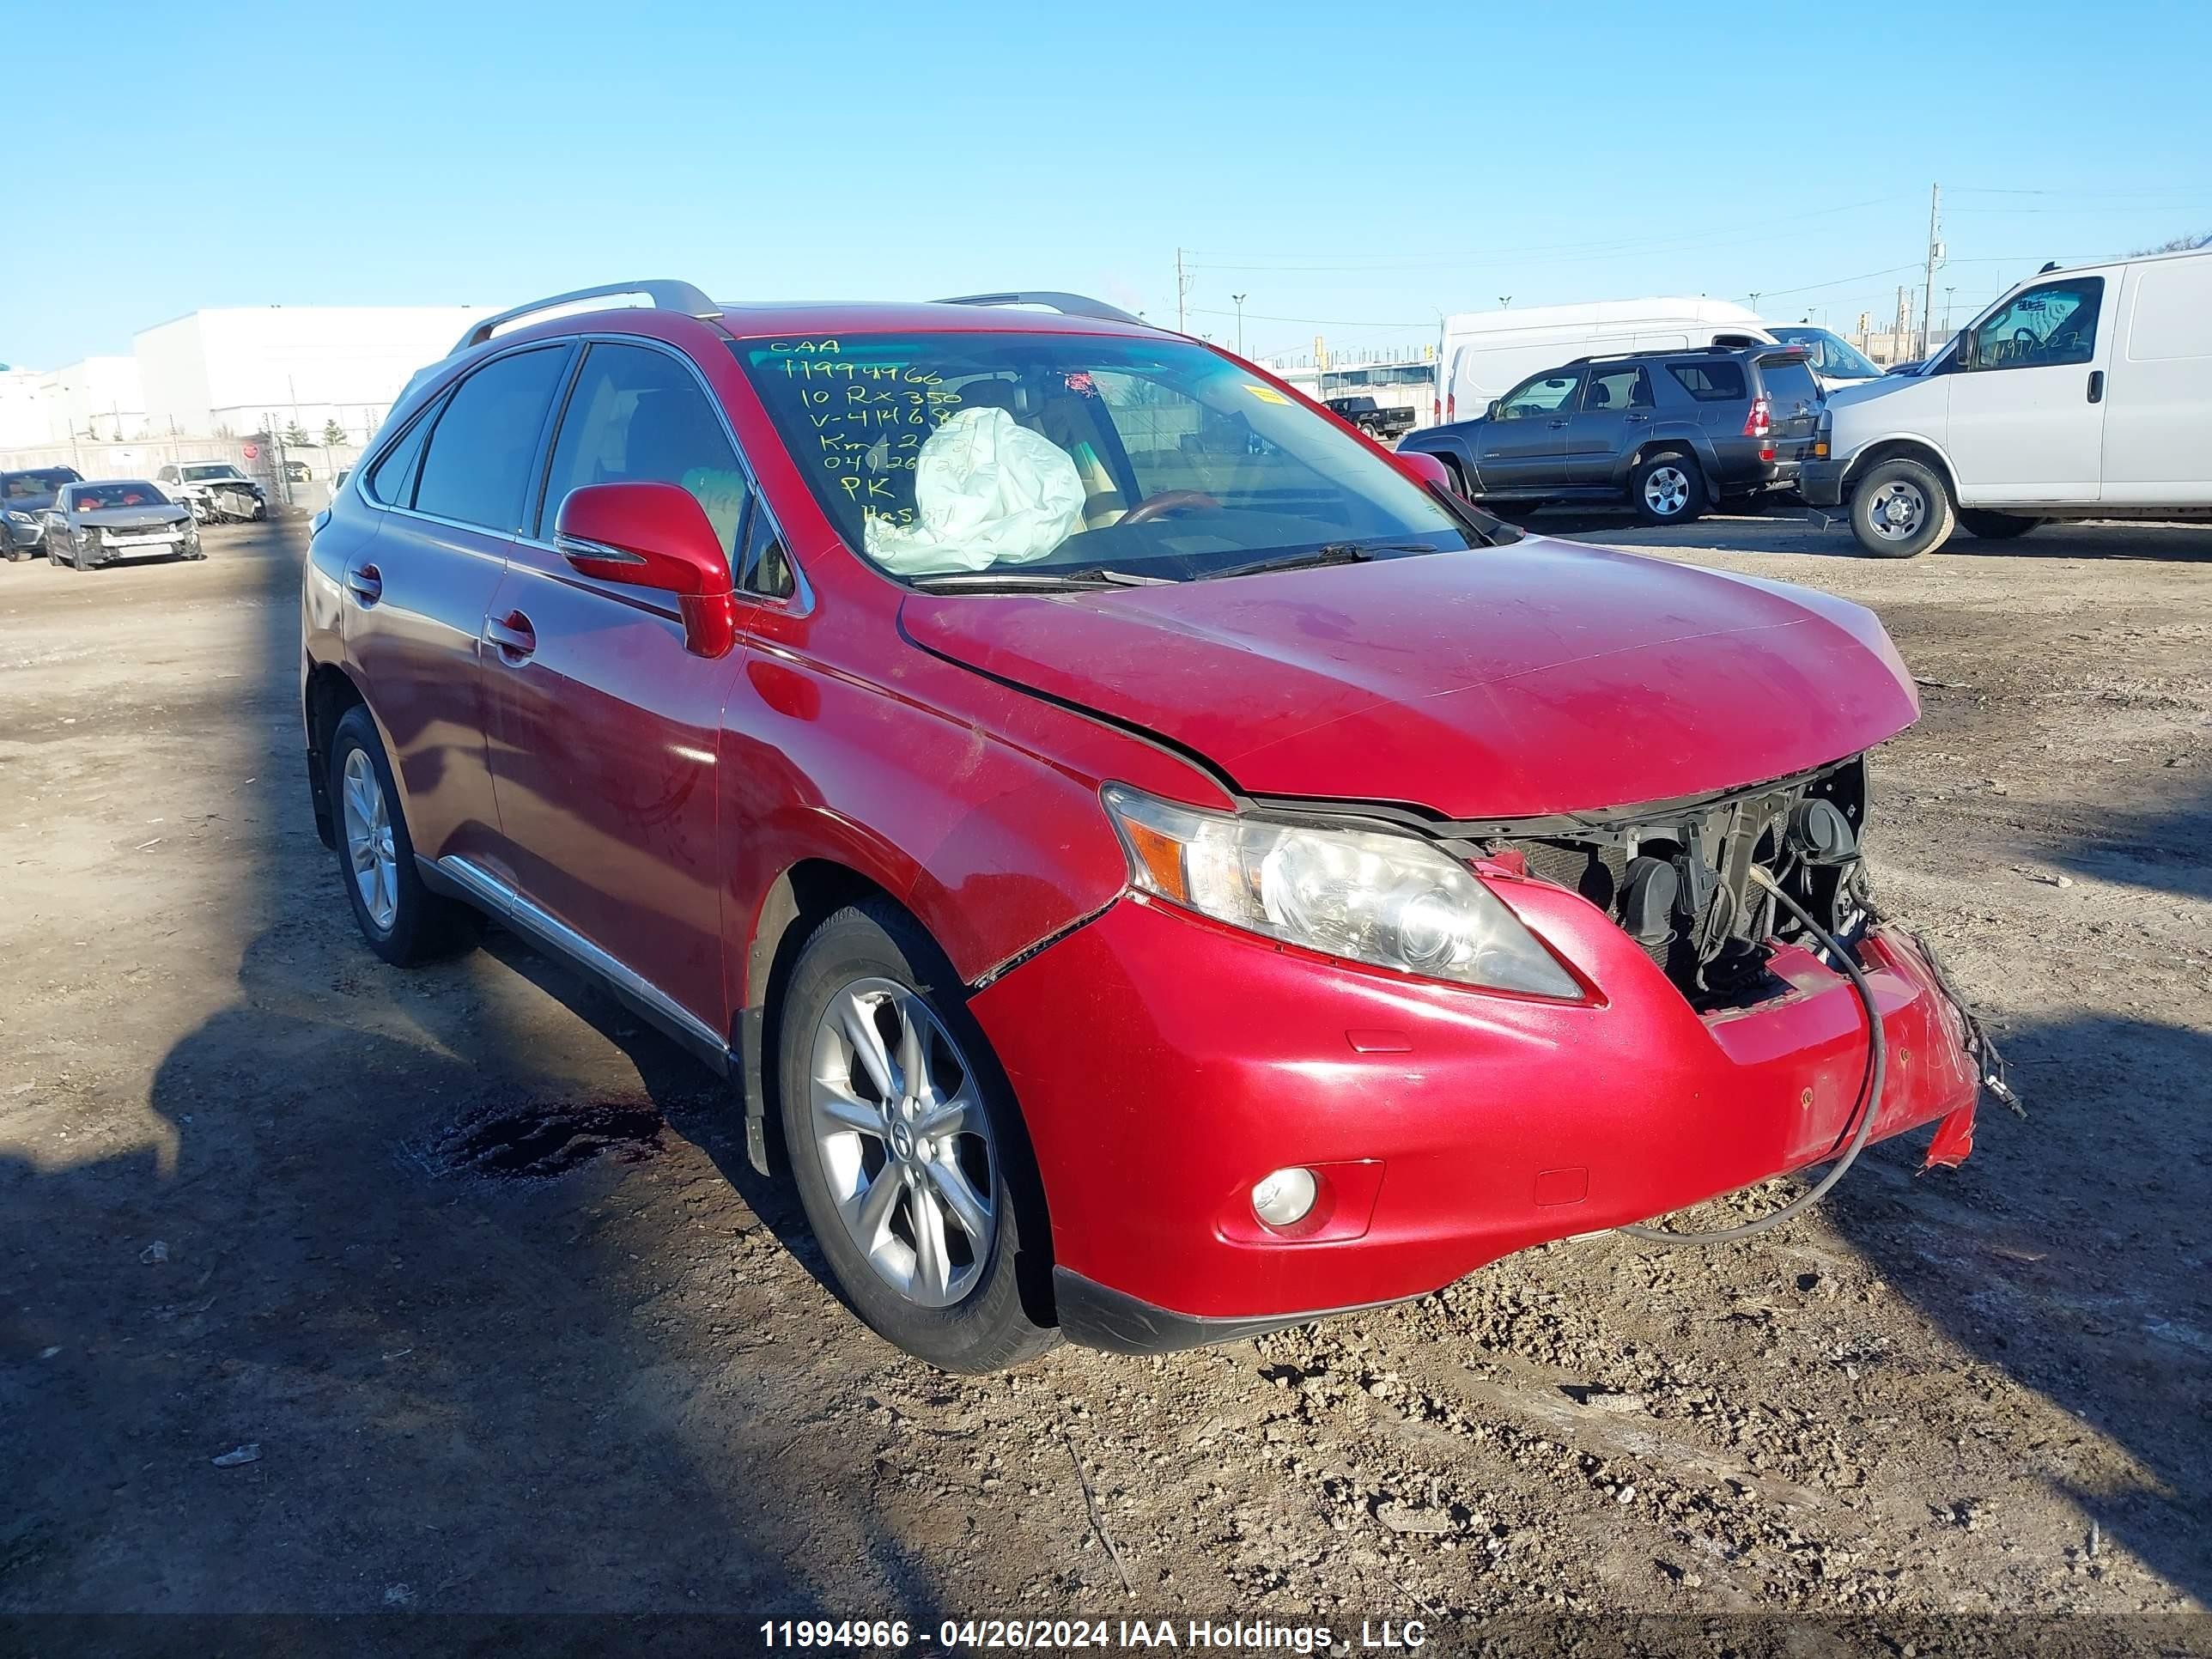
[1251,1167,1318,1228]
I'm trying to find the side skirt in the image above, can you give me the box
[423,855,733,1079]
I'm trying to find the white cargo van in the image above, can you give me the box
[1436,298,1773,423]
[1802,247,2212,556]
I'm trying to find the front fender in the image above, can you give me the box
[720,617,1231,1018]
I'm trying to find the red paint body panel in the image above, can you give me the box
[902,541,1921,817]
[972,891,1977,1319]
[479,545,739,1026]
[300,295,1984,1340]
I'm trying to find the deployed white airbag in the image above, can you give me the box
[863,405,1085,574]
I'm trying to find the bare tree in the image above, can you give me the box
[2130,231,2211,255]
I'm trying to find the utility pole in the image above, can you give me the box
[1232,293,1248,357]
[1175,248,1189,335]
[1919,182,1942,360]
[1944,285,1957,334]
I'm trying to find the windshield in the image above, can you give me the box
[70,483,166,510]
[733,332,1477,581]
[3,469,76,501]
[1769,327,1882,380]
[180,464,245,482]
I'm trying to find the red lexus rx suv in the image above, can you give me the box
[302,280,1981,1371]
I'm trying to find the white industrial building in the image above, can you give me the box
[134,306,485,443]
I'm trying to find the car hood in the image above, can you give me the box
[899,538,1919,819]
[5,493,59,513]
[1826,375,1912,411]
[79,506,191,527]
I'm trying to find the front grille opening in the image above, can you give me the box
[1489,758,1873,1012]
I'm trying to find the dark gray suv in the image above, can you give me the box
[1401,345,1826,525]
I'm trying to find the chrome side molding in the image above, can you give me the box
[430,855,731,1073]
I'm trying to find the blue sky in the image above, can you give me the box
[6,0,2209,369]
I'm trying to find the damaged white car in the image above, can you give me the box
[155,461,268,524]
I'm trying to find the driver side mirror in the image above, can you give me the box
[1395,449,1459,497]
[554,482,739,659]
[1486,400,1504,421]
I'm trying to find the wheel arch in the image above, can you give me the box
[1841,435,1961,502]
[302,659,369,850]
[733,854,944,1178]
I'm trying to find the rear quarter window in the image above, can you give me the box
[1667,361,1747,401]
[1756,359,1821,410]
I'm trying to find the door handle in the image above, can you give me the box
[2087,369,2105,404]
[1547,417,1571,428]
[483,611,537,659]
[1625,413,1650,423]
[344,562,382,604]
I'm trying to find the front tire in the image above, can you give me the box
[779,902,1059,1373]
[1632,453,1705,525]
[326,705,478,966]
[1958,510,2042,540]
[1850,457,1956,557]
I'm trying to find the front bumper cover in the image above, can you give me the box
[972,888,1978,1346]
[1801,458,1848,508]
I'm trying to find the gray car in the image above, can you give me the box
[3,466,84,560]
[1401,344,1826,525]
[40,479,203,570]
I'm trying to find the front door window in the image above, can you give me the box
[1967,278,2105,371]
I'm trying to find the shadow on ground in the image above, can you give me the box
[0,525,953,1642]
[1823,1008,2212,1606]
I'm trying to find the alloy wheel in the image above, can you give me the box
[809,977,997,1310]
[1867,479,1927,542]
[340,747,399,930]
[1644,465,1691,517]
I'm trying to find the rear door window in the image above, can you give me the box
[1667,361,1747,402]
[1581,367,1652,412]
[537,342,749,555]
[412,346,572,531]
[364,403,440,507]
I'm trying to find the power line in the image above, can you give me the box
[1182,194,1910,271]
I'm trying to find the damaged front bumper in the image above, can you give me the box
[974,885,1980,1355]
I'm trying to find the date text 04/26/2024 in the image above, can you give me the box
[759,1619,1429,1650]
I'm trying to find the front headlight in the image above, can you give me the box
[4,510,30,526]
[1101,783,1580,998]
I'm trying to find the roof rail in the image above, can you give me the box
[934,291,1146,327]
[450,280,722,356]
[1565,343,1797,367]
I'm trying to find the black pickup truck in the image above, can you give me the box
[1324,395,1415,442]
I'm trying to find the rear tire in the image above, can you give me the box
[326,705,479,966]
[1850,457,1955,557]
[1958,510,2042,540]
[1632,453,1705,525]
[778,901,1060,1373]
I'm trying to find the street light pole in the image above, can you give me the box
[1232,293,1247,358]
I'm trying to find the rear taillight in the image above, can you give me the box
[1432,395,1442,424]
[1742,395,1771,439]
[1445,392,1456,421]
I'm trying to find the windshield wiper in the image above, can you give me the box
[908,565,1173,592]
[1196,540,1438,582]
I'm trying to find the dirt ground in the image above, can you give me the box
[3,510,2208,1656]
